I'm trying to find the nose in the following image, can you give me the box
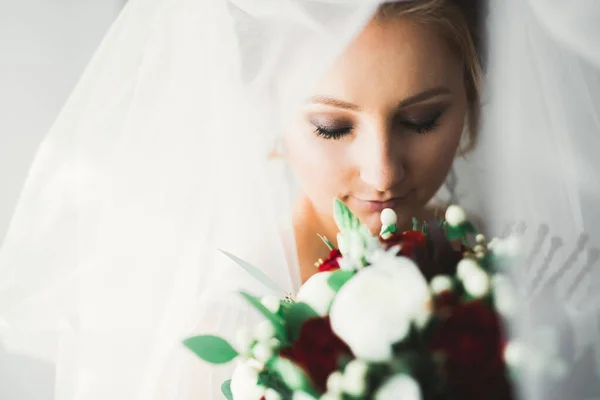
[358,123,405,193]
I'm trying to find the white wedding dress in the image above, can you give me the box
[0,0,599,399]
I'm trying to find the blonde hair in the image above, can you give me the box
[377,0,485,153]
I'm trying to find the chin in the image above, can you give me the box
[359,212,384,235]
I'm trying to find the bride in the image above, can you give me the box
[0,0,598,399]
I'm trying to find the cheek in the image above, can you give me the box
[284,125,353,214]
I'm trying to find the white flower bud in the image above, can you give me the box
[252,342,274,363]
[456,258,479,281]
[380,208,397,226]
[254,321,276,342]
[380,231,393,240]
[292,391,317,400]
[489,236,521,257]
[230,360,263,400]
[296,271,336,315]
[475,234,486,243]
[445,205,467,226]
[342,360,369,396]
[473,244,485,253]
[264,388,282,400]
[374,374,422,400]
[462,267,490,298]
[235,326,255,354]
[261,295,281,314]
[430,275,453,294]
[326,371,344,394]
[268,337,281,349]
[504,341,526,368]
[503,235,521,256]
[492,275,516,316]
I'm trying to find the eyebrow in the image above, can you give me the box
[310,86,452,110]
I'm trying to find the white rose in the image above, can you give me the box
[296,271,336,316]
[445,205,467,226]
[374,374,422,400]
[329,257,430,362]
[231,359,265,400]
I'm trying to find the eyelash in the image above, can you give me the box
[314,125,353,140]
[403,115,442,135]
[314,113,443,140]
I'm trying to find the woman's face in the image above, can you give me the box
[285,16,468,234]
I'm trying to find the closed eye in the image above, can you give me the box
[314,124,353,140]
[399,110,445,135]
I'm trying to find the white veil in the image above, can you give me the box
[0,0,380,398]
[0,0,599,399]
[484,0,600,398]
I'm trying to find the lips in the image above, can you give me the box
[352,191,412,213]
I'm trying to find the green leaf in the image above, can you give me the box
[461,221,476,234]
[240,292,287,342]
[285,302,319,341]
[380,224,397,237]
[220,250,286,295]
[412,217,420,231]
[445,225,463,241]
[317,234,336,251]
[327,270,355,292]
[183,335,238,364]
[333,198,360,232]
[271,357,317,394]
[221,380,233,400]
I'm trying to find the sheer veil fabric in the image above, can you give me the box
[0,0,598,399]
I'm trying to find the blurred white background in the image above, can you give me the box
[0,0,125,246]
[0,1,124,398]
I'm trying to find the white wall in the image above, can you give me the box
[0,1,124,398]
[0,0,125,246]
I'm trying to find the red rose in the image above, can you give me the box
[380,230,427,257]
[317,249,342,272]
[279,316,352,392]
[430,301,513,400]
[433,290,460,319]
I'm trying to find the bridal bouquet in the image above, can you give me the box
[185,200,518,400]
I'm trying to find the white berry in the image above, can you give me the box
[430,275,453,294]
[445,205,467,226]
[462,267,490,298]
[380,208,397,226]
[456,258,479,281]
